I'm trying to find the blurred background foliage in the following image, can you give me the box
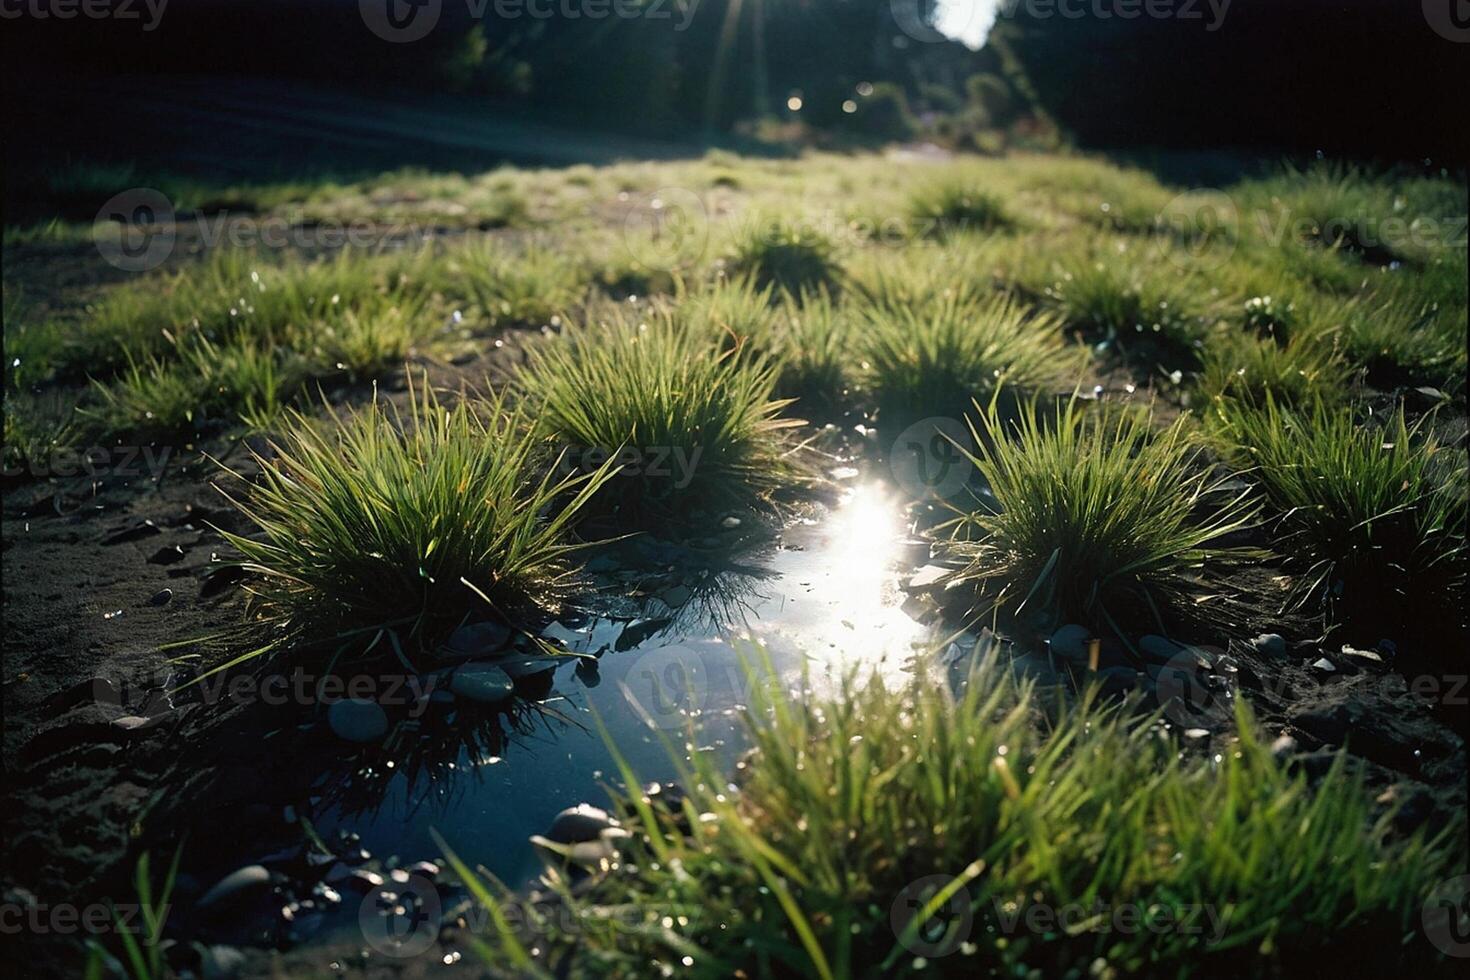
[2,0,1460,212]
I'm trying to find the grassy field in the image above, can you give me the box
[4,148,1467,976]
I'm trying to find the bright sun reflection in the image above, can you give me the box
[758,482,929,685]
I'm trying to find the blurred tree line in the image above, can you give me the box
[989,0,1463,165]
[3,0,1458,163]
[3,0,1004,139]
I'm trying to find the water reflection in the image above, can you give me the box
[311,482,935,883]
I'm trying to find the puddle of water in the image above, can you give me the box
[312,482,936,885]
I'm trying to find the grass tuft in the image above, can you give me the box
[1197,330,1352,407]
[863,292,1079,435]
[727,216,841,295]
[518,313,804,522]
[455,650,1463,978]
[1208,396,1466,630]
[216,380,612,653]
[909,179,1015,235]
[941,397,1258,633]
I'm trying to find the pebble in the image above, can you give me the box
[1270,734,1299,758]
[146,588,173,607]
[147,545,187,565]
[498,656,564,679]
[439,621,513,662]
[198,865,273,911]
[1311,657,1336,673]
[327,698,389,743]
[1250,633,1287,657]
[544,803,617,844]
[660,585,693,608]
[450,663,514,703]
[1048,624,1091,662]
[112,714,168,733]
[200,945,247,980]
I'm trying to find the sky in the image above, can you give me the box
[935,0,1001,50]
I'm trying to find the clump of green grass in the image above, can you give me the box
[1240,163,1407,264]
[727,216,841,295]
[1045,254,1215,357]
[675,275,778,354]
[942,398,1258,633]
[770,289,852,414]
[1198,330,1352,407]
[1327,293,1466,389]
[846,242,994,315]
[518,313,803,521]
[863,292,1079,435]
[457,651,1462,978]
[2,394,77,477]
[305,303,438,380]
[89,334,301,436]
[438,241,587,330]
[216,381,613,653]
[91,356,205,436]
[1208,396,1466,628]
[909,179,1015,235]
[1240,293,1298,338]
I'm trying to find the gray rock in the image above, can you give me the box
[146,588,173,607]
[1311,657,1337,673]
[450,663,514,703]
[201,944,247,980]
[1048,624,1091,662]
[1270,734,1299,759]
[1250,633,1287,657]
[660,585,693,608]
[199,865,273,911]
[439,621,513,662]
[499,656,565,679]
[327,698,389,743]
[544,803,617,844]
